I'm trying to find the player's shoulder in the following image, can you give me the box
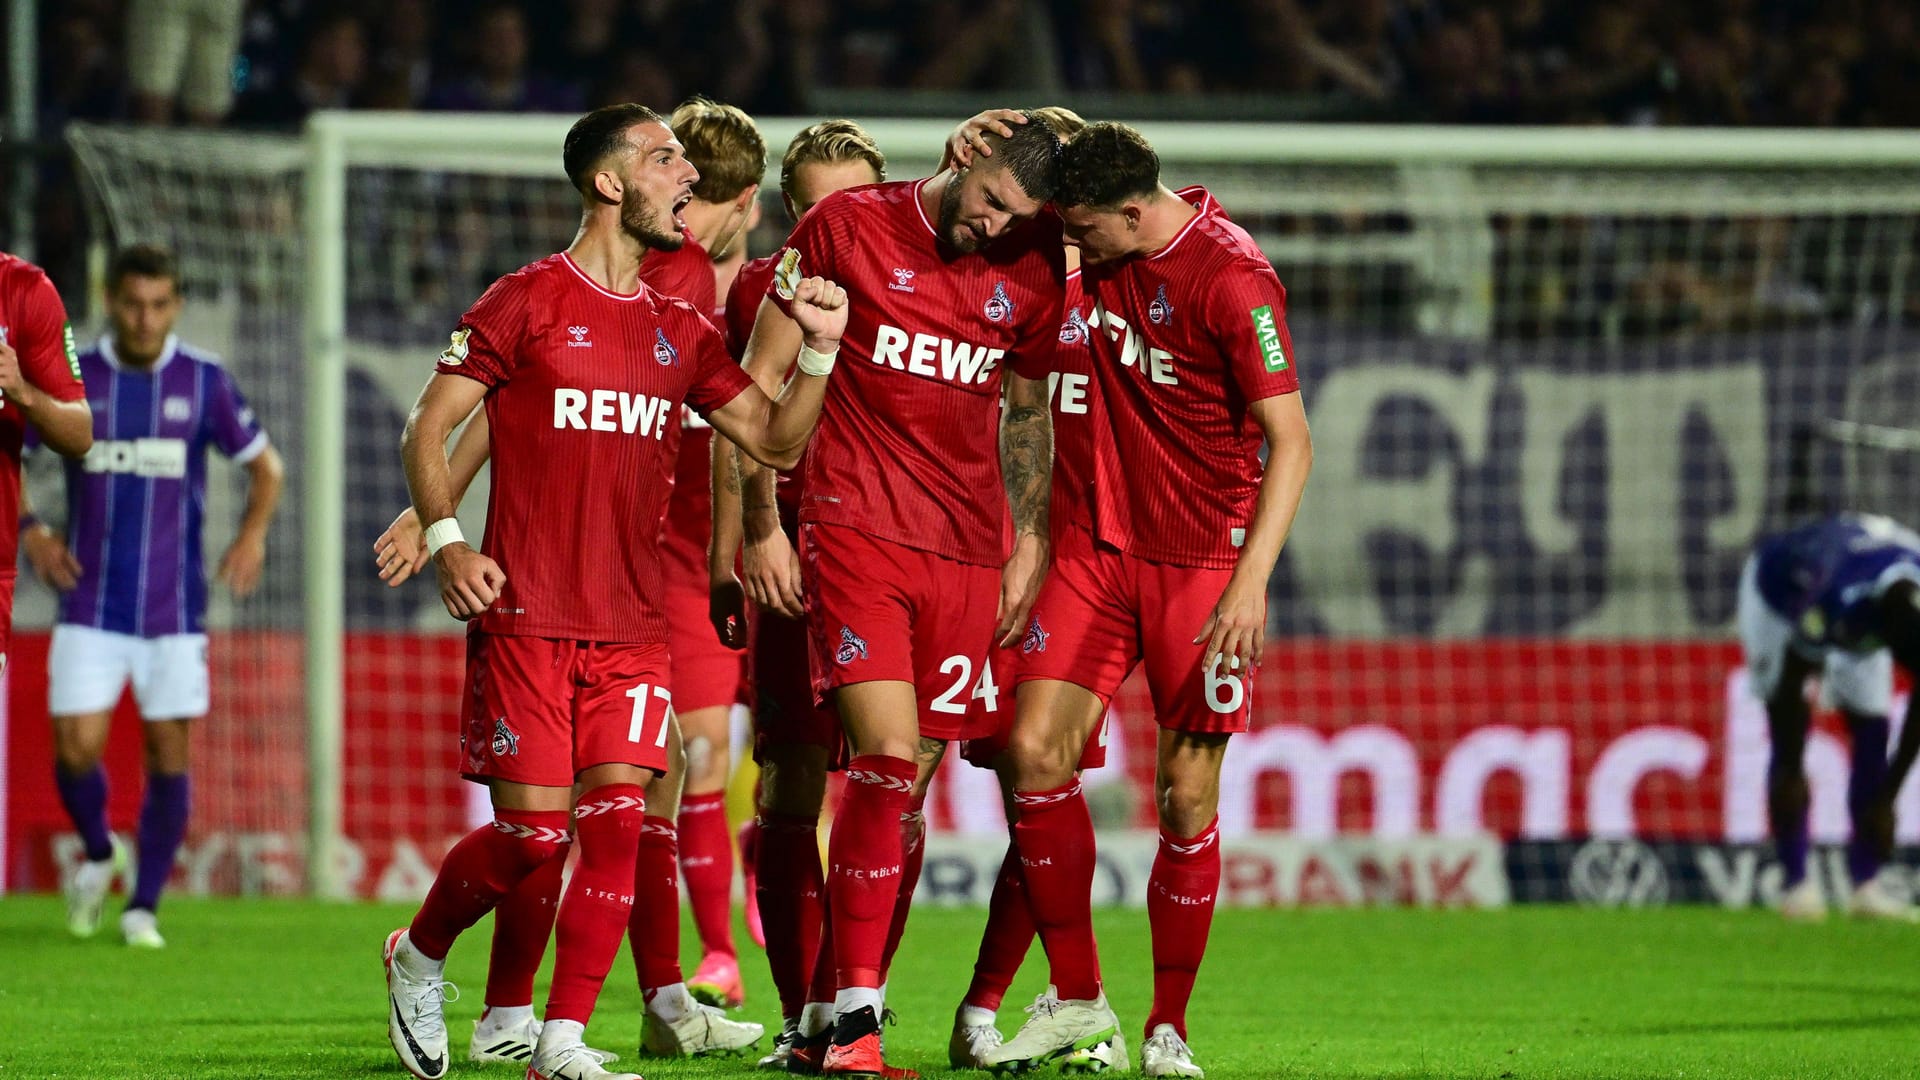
[807,181,912,226]
[491,252,571,296]
[0,251,58,300]
[1180,188,1273,277]
[174,339,228,370]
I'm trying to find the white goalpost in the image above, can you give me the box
[59,112,1920,905]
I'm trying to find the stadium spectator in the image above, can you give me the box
[426,2,582,114]
[125,0,246,126]
[360,0,437,111]
[230,11,367,129]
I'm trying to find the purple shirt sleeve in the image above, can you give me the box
[206,365,268,462]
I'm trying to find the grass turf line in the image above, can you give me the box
[1,898,1916,1078]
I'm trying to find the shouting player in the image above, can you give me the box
[375,98,771,1062]
[988,123,1314,1078]
[1738,513,1920,921]
[728,112,1065,1076]
[707,119,890,1071]
[31,245,283,949]
[380,103,845,1080]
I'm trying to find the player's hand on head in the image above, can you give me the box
[943,108,1026,170]
[994,532,1049,647]
[710,574,748,649]
[789,276,850,353]
[1194,573,1266,679]
[432,542,506,621]
[22,524,81,591]
[374,507,429,587]
[742,521,805,619]
[218,532,268,599]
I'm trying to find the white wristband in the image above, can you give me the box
[424,517,466,556]
[796,343,838,378]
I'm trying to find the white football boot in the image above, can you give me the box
[120,908,165,949]
[1778,878,1828,922]
[383,928,457,1079]
[756,1017,799,1070]
[1139,1025,1203,1078]
[642,999,764,1056]
[1848,874,1920,922]
[528,1020,642,1080]
[984,988,1122,1074]
[64,843,123,938]
[469,1007,621,1066]
[950,1003,1005,1068]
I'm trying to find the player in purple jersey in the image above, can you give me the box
[23,246,285,947]
[1738,513,1920,921]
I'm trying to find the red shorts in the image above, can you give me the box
[1014,527,1252,734]
[801,521,1002,743]
[460,630,676,787]
[0,571,14,676]
[750,601,846,768]
[960,648,1108,770]
[665,578,748,714]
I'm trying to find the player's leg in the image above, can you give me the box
[1737,560,1825,920]
[755,740,829,1069]
[49,624,133,938]
[472,850,565,1064]
[386,633,578,1080]
[951,758,1028,1068]
[1828,647,1913,919]
[1139,728,1230,1079]
[679,702,745,1006]
[118,631,211,948]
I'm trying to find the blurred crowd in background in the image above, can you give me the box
[34,0,1920,131]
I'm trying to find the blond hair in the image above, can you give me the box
[670,96,767,203]
[779,119,887,203]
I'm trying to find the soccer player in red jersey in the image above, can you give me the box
[379,103,846,1080]
[728,113,1066,1077]
[374,99,771,1062]
[987,123,1314,1077]
[0,253,94,665]
[707,119,890,1071]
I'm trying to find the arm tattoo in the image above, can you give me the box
[1000,386,1053,540]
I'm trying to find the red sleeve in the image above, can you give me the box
[437,272,530,386]
[16,270,86,402]
[722,261,766,361]
[684,312,754,418]
[1206,262,1300,400]
[1007,259,1067,382]
[766,195,845,320]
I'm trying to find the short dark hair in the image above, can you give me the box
[975,110,1062,203]
[1056,122,1161,210]
[671,96,766,203]
[107,244,179,293]
[564,103,668,197]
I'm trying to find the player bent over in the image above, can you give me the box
[988,123,1313,1078]
[728,112,1065,1077]
[707,118,890,1072]
[380,103,845,1080]
[1738,513,1920,922]
[30,246,283,949]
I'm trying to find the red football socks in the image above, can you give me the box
[409,808,572,962]
[826,755,915,989]
[629,814,684,991]
[679,791,737,959]
[1010,780,1101,1001]
[1145,819,1221,1040]
[545,784,646,1025]
[757,811,826,1018]
[485,843,567,1007]
[965,843,1035,1012]
[879,806,927,982]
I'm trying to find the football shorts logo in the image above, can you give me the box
[1058,307,1090,345]
[774,248,803,300]
[890,267,916,292]
[491,716,520,757]
[835,625,869,666]
[1149,283,1175,326]
[566,324,593,349]
[984,281,1013,323]
[653,328,679,366]
[1021,616,1049,655]
[163,396,193,423]
[440,327,472,365]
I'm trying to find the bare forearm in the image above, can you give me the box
[1231,421,1313,588]
[446,407,492,504]
[239,446,285,540]
[709,436,747,582]
[21,395,92,458]
[1000,401,1052,541]
[402,410,461,526]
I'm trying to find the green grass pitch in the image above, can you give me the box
[2,896,1916,1078]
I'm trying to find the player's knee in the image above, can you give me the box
[52,729,105,775]
[759,751,828,817]
[1005,724,1077,789]
[1155,775,1220,837]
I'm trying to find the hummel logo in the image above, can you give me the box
[890,267,916,293]
[566,324,592,348]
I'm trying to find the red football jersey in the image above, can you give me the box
[767,180,1065,565]
[0,253,88,570]
[646,231,725,582]
[438,252,752,643]
[1080,187,1300,569]
[723,253,806,512]
[1048,269,1097,538]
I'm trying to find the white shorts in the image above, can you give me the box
[49,624,210,721]
[125,0,245,119]
[1736,557,1893,715]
